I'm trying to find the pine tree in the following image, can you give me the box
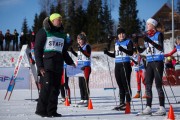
[50,4,56,14]
[55,1,67,30]
[21,18,29,35]
[86,0,103,44]
[98,0,105,43]
[73,5,87,38]
[103,0,114,42]
[32,13,39,33]
[65,0,76,35]
[38,11,47,29]
[38,0,55,15]
[118,0,141,36]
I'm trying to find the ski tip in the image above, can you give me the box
[136,112,152,116]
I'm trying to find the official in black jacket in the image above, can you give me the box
[35,13,75,117]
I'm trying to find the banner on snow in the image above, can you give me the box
[66,64,84,77]
[0,67,30,90]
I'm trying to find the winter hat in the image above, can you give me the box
[146,18,158,27]
[50,13,61,22]
[117,27,125,35]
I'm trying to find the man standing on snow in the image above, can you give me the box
[35,13,75,117]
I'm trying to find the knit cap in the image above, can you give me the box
[50,13,61,22]
[146,18,158,27]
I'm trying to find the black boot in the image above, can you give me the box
[112,103,126,111]
[47,112,62,117]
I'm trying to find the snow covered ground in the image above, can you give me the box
[0,87,180,120]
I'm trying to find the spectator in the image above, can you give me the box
[12,29,19,51]
[20,32,26,49]
[30,32,35,49]
[0,31,4,51]
[5,29,12,51]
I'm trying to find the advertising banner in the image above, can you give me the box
[0,67,30,90]
[66,64,84,77]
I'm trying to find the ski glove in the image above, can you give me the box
[81,66,85,70]
[144,36,151,43]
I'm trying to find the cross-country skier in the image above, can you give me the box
[137,18,166,116]
[70,32,91,107]
[104,27,133,111]
[131,51,146,99]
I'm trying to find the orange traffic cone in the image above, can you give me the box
[88,99,93,110]
[65,97,70,106]
[167,105,175,120]
[125,102,131,114]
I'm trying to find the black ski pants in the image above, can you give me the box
[145,61,165,107]
[115,62,132,104]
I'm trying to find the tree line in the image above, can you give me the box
[21,0,151,45]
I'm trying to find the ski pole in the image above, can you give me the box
[73,76,76,105]
[106,55,118,106]
[121,54,135,111]
[133,38,144,111]
[70,52,77,105]
[135,55,144,111]
[163,69,178,103]
[105,38,118,106]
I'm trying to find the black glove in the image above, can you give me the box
[81,66,85,70]
[144,36,151,43]
[118,46,124,51]
[104,48,108,54]
[70,47,74,52]
[78,46,83,52]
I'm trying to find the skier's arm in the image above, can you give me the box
[144,33,164,51]
[70,47,78,57]
[164,47,177,57]
[34,29,46,69]
[78,45,91,57]
[118,40,134,56]
[104,48,115,58]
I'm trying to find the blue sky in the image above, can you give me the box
[0,0,178,34]
[0,0,39,34]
